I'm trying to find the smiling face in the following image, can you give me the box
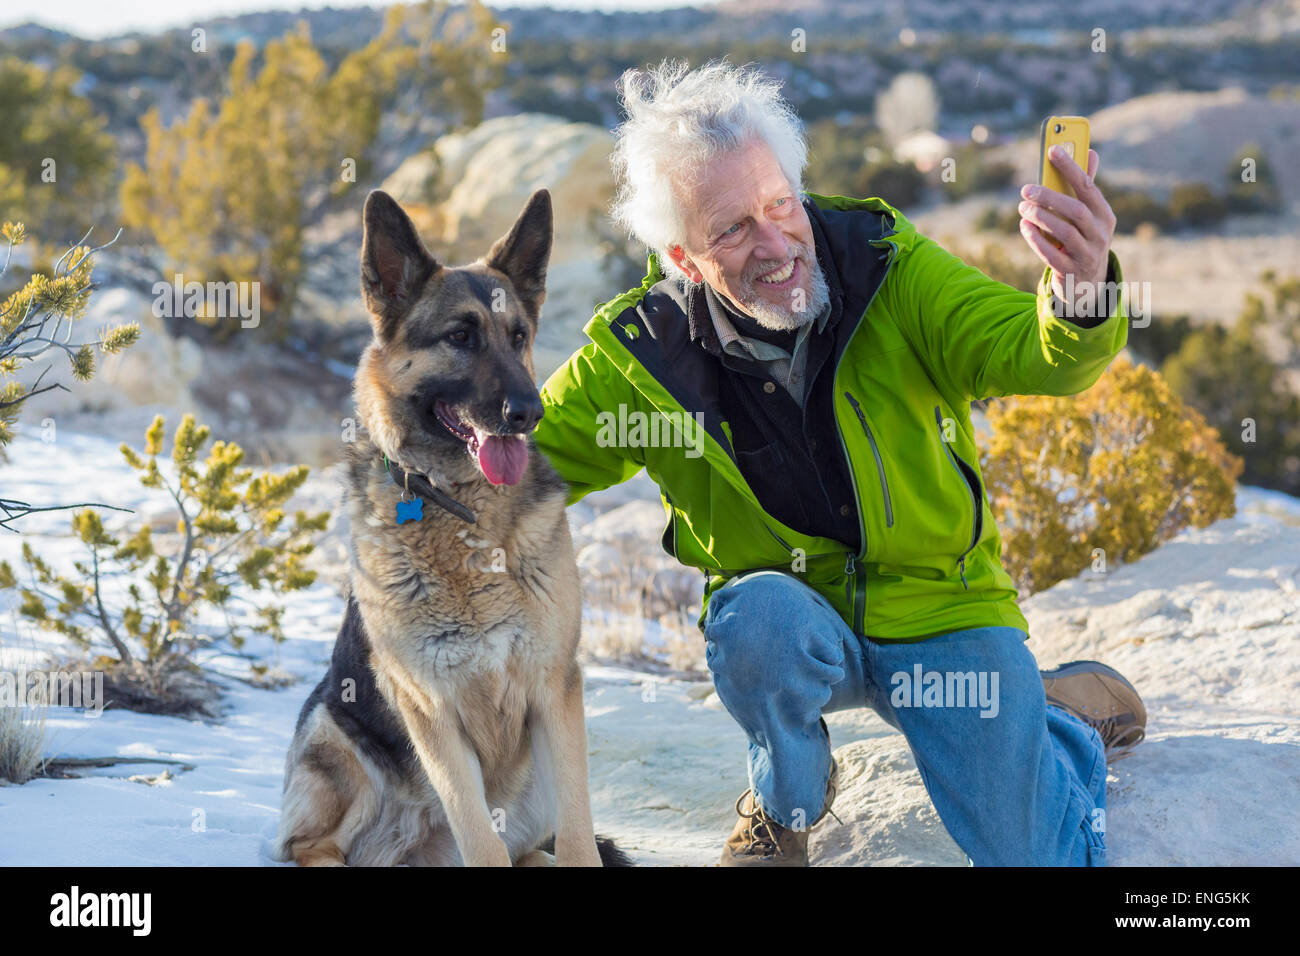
[666,136,828,331]
[355,189,552,487]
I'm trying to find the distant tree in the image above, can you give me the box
[975,204,1023,236]
[120,2,503,340]
[1168,182,1229,229]
[1161,273,1300,495]
[804,116,879,197]
[121,21,400,337]
[854,159,927,209]
[1101,184,1172,233]
[1225,142,1281,214]
[0,57,116,246]
[397,0,506,128]
[1125,312,1195,367]
[940,144,1017,200]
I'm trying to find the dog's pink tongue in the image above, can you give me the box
[473,429,528,486]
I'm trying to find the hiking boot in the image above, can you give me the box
[719,759,840,867]
[1041,660,1146,760]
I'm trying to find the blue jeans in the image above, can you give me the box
[703,570,1108,866]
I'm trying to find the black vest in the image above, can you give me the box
[608,197,895,553]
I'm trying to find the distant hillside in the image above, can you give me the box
[4,0,1295,45]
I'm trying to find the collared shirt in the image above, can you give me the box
[701,282,832,410]
[678,197,862,551]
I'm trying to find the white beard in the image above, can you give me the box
[742,257,831,332]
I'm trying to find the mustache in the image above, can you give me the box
[744,243,813,284]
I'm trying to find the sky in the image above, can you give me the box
[0,0,716,40]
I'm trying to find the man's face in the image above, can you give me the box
[668,137,826,331]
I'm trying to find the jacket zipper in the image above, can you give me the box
[843,391,894,528]
[763,524,793,552]
[843,552,865,639]
[832,233,899,638]
[934,405,982,590]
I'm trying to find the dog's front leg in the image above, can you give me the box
[394,694,512,867]
[530,662,602,867]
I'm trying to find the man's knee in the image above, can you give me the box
[704,571,845,701]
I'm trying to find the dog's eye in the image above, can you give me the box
[512,330,526,348]
[447,329,471,347]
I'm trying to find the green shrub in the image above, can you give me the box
[982,356,1241,594]
[0,220,140,530]
[0,414,330,711]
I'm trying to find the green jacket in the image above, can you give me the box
[533,194,1128,642]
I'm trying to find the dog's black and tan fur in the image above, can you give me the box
[275,189,620,866]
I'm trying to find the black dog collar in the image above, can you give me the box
[381,454,477,525]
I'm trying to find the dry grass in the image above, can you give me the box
[0,691,48,785]
[578,551,707,675]
[0,625,50,784]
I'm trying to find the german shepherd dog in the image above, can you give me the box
[275,189,622,866]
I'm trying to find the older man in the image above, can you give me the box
[533,59,1145,866]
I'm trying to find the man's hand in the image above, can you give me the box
[1018,147,1117,317]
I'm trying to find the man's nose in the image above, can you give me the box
[749,216,790,262]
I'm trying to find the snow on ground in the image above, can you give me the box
[0,431,1297,865]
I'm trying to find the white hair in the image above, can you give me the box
[609,58,809,285]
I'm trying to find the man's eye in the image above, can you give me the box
[773,197,787,207]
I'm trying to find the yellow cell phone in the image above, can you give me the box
[1039,115,1090,198]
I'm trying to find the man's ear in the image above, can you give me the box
[361,190,438,341]
[484,189,552,321]
[667,244,704,284]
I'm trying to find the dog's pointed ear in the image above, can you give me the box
[484,189,552,321]
[361,190,438,341]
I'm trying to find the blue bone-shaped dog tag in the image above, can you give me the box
[395,497,423,524]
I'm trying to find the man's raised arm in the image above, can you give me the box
[884,147,1129,403]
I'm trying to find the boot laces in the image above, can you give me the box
[735,790,786,857]
[1098,716,1145,759]
[734,771,842,857]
